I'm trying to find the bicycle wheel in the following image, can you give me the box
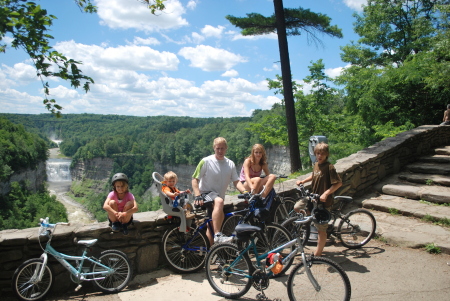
[338,209,376,249]
[221,214,243,237]
[281,216,311,247]
[287,257,351,301]
[162,225,210,273]
[205,243,253,299]
[271,197,296,224]
[91,249,132,293]
[12,258,54,301]
[255,222,295,275]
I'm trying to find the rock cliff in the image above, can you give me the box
[0,162,46,196]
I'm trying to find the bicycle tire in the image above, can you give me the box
[12,258,54,301]
[254,222,295,276]
[205,243,254,299]
[91,249,132,293]
[221,214,244,237]
[287,256,351,301]
[281,216,311,247]
[271,197,296,224]
[338,209,376,249]
[161,225,210,273]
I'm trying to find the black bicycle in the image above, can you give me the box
[282,184,377,249]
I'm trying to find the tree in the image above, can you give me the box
[337,0,449,129]
[226,1,342,172]
[0,0,166,116]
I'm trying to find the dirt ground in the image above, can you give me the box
[5,239,450,301]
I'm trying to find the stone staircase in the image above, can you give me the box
[362,146,450,254]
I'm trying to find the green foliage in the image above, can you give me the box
[389,208,400,215]
[424,243,441,254]
[0,117,48,181]
[0,181,68,230]
[425,179,434,186]
[226,7,343,44]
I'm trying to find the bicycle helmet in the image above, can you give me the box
[111,173,129,185]
[312,207,331,225]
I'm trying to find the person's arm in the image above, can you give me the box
[233,179,247,193]
[320,182,343,203]
[444,110,448,122]
[296,174,313,186]
[242,159,255,191]
[192,177,204,206]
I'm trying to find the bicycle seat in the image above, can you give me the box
[334,196,353,203]
[77,239,98,247]
[235,224,261,242]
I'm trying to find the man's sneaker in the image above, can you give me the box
[111,222,121,232]
[214,232,233,243]
[122,223,129,235]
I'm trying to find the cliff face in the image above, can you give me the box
[70,157,114,182]
[0,162,47,196]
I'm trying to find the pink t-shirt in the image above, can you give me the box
[107,191,135,212]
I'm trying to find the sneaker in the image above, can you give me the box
[111,222,121,232]
[122,223,129,235]
[214,232,233,243]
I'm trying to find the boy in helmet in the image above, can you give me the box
[103,173,138,235]
[296,142,342,256]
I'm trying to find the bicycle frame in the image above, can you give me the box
[224,217,321,290]
[34,223,113,284]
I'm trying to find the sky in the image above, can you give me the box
[0,0,367,118]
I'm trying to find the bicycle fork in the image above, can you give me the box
[302,253,321,292]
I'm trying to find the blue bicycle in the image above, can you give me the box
[12,218,132,301]
[205,216,351,301]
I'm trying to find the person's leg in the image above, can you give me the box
[211,197,224,236]
[121,201,134,223]
[107,200,119,222]
[250,177,263,194]
[261,174,277,198]
[315,229,327,256]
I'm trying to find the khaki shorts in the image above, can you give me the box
[294,198,330,231]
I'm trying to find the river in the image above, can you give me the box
[47,148,97,225]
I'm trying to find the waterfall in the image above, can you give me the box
[46,159,72,181]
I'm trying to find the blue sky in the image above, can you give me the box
[0,0,367,117]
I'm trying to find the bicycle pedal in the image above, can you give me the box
[74,284,82,292]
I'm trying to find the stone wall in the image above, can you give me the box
[0,162,46,196]
[1,125,449,294]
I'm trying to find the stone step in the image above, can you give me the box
[405,162,450,176]
[361,206,450,254]
[363,194,450,221]
[419,155,450,164]
[435,146,450,156]
[397,172,450,187]
[381,183,450,204]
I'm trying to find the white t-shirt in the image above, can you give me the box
[192,154,239,199]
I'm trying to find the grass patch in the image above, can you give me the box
[388,208,400,215]
[374,235,388,243]
[425,179,434,186]
[421,215,450,227]
[424,243,441,254]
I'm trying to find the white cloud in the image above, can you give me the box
[324,65,350,78]
[221,69,239,77]
[186,0,198,10]
[54,40,179,71]
[263,63,280,72]
[343,0,367,12]
[178,45,247,71]
[0,88,45,114]
[201,25,225,38]
[1,63,37,84]
[131,36,160,46]
[190,32,205,44]
[95,0,188,32]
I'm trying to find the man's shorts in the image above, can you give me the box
[200,191,221,217]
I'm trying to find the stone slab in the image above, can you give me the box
[363,195,450,220]
[367,209,450,254]
[397,172,450,187]
[406,162,450,175]
[381,183,450,203]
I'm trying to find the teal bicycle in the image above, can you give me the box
[12,217,132,301]
[205,216,351,301]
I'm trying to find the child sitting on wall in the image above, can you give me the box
[162,171,195,219]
